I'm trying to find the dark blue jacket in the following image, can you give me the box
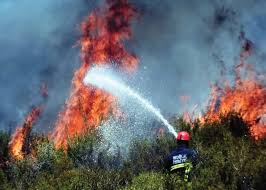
[164,144,198,181]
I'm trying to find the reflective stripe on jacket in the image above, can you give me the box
[170,162,193,182]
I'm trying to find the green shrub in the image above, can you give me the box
[123,172,165,190]
[30,168,130,190]
[68,130,99,168]
[0,169,12,190]
[35,139,68,172]
[128,134,176,174]
[0,131,9,163]
[8,159,38,189]
[1,114,266,189]
[68,129,123,170]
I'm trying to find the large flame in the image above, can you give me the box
[203,40,266,139]
[9,107,41,160]
[51,0,139,149]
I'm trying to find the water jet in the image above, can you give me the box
[83,66,177,137]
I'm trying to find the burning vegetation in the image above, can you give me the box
[8,107,41,160]
[7,0,265,158]
[1,0,266,189]
[203,39,266,139]
[51,0,139,149]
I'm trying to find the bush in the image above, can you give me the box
[0,131,9,163]
[123,172,165,190]
[68,129,123,170]
[8,159,38,189]
[1,114,265,189]
[128,134,176,174]
[30,168,132,190]
[0,169,12,189]
[68,130,99,168]
[35,139,68,172]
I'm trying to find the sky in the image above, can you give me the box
[0,0,265,132]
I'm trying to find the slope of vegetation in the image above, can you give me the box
[0,113,265,190]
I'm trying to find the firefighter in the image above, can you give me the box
[164,131,198,182]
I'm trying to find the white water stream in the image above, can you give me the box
[83,66,177,137]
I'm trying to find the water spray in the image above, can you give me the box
[83,66,177,137]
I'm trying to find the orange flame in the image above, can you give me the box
[203,40,266,139]
[9,107,41,160]
[51,0,139,149]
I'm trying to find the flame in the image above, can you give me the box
[179,95,200,125]
[9,107,41,160]
[203,40,266,139]
[51,0,139,149]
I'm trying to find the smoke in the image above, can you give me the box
[0,0,99,131]
[127,0,266,114]
[1,0,266,133]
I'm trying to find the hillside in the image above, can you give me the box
[0,113,265,190]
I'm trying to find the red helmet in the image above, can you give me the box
[176,131,190,141]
